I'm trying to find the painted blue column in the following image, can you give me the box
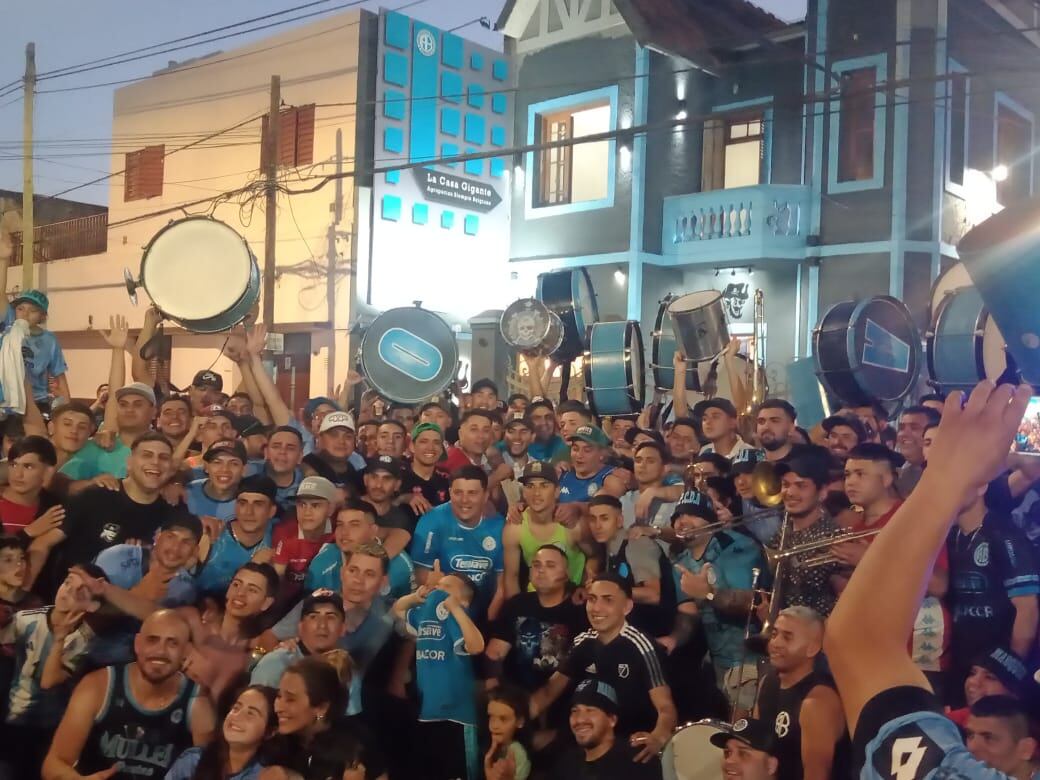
[627,44,650,320]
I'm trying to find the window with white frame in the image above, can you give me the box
[995,96,1034,205]
[536,100,611,207]
[701,110,767,191]
[828,54,887,193]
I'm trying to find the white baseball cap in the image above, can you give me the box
[318,411,356,434]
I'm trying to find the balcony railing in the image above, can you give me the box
[662,183,810,264]
[9,212,108,264]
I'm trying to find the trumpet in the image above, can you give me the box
[764,527,882,570]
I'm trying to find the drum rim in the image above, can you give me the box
[500,297,553,351]
[813,299,867,405]
[666,289,723,314]
[360,306,459,404]
[928,261,972,319]
[537,268,598,361]
[141,215,253,322]
[844,295,921,403]
[583,320,645,417]
[651,294,696,391]
[925,288,988,393]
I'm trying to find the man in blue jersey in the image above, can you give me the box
[306,499,414,601]
[194,474,277,596]
[185,438,247,523]
[527,400,569,463]
[393,571,486,780]
[825,381,1035,780]
[411,465,506,621]
[557,425,627,525]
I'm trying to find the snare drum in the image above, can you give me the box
[500,298,564,357]
[652,295,701,392]
[537,268,599,361]
[134,217,260,333]
[360,305,459,404]
[927,286,1014,394]
[583,321,646,417]
[661,720,727,780]
[668,291,730,363]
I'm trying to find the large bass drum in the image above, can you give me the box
[583,320,645,417]
[360,305,458,404]
[499,298,564,357]
[813,296,921,406]
[652,294,701,393]
[537,268,598,361]
[128,216,260,333]
[926,286,1014,394]
[662,720,726,780]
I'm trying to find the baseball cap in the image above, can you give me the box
[236,474,278,501]
[12,289,48,313]
[203,439,247,463]
[192,370,223,391]
[519,460,559,485]
[232,415,267,438]
[822,414,869,443]
[114,382,157,406]
[367,455,404,477]
[319,411,356,434]
[295,476,337,502]
[623,426,665,447]
[671,489,718,524]
[301,589,346,618]
[971,646,1029,693]
[700,398,738,418]
[504,412,532,431]
[159,511,204,542]
[412,422,443,440]
[568,425,610,448]
[730,447,764,475]
[571,679,619,716]
[709,718,777,755]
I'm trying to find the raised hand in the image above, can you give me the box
[102,314,130,350]
[23,505,65,539]
[245,323,268,357]
[51,608,85,641]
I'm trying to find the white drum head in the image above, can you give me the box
[662,721,726,780]
[930,262,972,315]
[142,219,252,321]
[668,290,722,315]
[982,313,1009,380]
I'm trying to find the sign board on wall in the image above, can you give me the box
[369,11,513,318]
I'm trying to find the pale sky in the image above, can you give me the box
[0,0,807,205]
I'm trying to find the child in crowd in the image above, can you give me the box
[485,685,532,780]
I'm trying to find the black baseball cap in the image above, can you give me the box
[709,718,777,755]
[730,447,763,475]
[367,455,404,477]
[571,679,619,716]
[236,474,278,502]
[671,489,718,524]
[504,412,532,431]
[822,414,869,443]
[519,460,558,485]
[973,646,1029,695]
[232,415,267,439]
[301,589,346,618]
[192,370,223,391]
[203,439,247,463]
[624,426,666,447]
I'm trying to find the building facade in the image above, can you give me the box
[499,0,1039,412]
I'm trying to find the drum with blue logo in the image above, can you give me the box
[652,295,701,393]
[926,286,1014,394]
[360,305,458,404]
[583,321,645,418]
[813,296,921,406]
[537,268,598,361]
[959,197,1040,387]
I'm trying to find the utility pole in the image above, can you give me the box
[21,43,35,291]
[262,75,280,326]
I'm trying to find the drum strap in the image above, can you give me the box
[559,359,572,401]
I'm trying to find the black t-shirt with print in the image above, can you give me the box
[490,591,588,690]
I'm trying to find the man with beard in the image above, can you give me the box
[503,461,585,597]
[493,413,533,509]
[443,409,495,474]
[532,574,677,767]
[835,443,949,678]
[754,607,847,780]
[32,433,183,599]
[549,680,660,780]
[699,399,754,460]
[398,422,450,516]
[708,719,780,780]
[361,455,413,558]
[842,401,886,444]
[527,400,569,463]
[765,452,844,617]
[822,415,868,461]
[251,589,347,687]
[303,411,365,494]
[43,609,216,780]
[155,396,193,452]
[895,405,940,495]
[756,400,800,463]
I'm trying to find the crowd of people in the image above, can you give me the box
[0,286,1038,780]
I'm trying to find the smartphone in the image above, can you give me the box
[1013,396,1040,455]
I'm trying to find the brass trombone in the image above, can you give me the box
[676,461,784,541]
[764,526,882,570]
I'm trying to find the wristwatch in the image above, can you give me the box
[704,565,718,601]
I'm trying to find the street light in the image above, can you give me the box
[992,164,1010,182]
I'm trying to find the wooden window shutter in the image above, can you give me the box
[294,104,315,167]
[278,108,298,167]
[124,144,164,201]
[260,105,317,170]
[700,118,726,192]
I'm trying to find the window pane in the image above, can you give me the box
[724,140,762,189]
[949,74,967,187]
[837,67,877,182]
[730,123,748,140]
[996,104,1033,205]
[747,120,762,136]
[570,104,610,203]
